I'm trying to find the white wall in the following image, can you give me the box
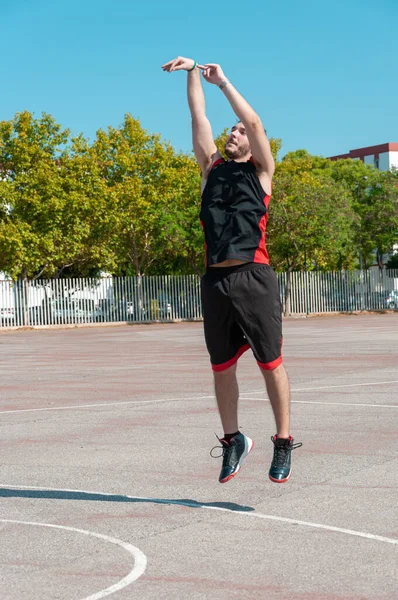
[363,151,397,171]
[389,151,398,170]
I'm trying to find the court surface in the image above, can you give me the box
[0,313,397,599]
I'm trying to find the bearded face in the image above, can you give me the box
[224,123,251,160]
[225,139,251,159]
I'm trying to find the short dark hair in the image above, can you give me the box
[235,119,267,136]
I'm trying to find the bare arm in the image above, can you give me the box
[188,68,221,175]
[162,56,221,176]
[202,64,275,180]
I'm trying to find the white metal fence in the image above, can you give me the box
[1,270,397,328]
[278,269,398,314]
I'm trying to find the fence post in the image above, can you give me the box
[305,270,310,315]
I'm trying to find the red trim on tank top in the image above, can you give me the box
[252,154,271,264]
[211,157,225,170]
[253,212,270,265]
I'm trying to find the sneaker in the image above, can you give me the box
[269,435,302,483]
[210,432,254,483]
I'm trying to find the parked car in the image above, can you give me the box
[323,292,357,312]
[95,298,113,322]
[0,307,15,326]
[52,299,96,322]
[144,295,172,320]
[126,302,146,321]
[367,291,389,310]
[28,305,51,325]
[93,299,145,322]
[157,294,172,319]
[386,290,398,309]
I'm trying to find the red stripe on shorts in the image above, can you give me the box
[257,355,283,371]
[212,343,250,372]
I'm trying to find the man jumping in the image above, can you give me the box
[162,56,301,484]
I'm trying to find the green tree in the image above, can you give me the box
[53,135,117,277]
[268,159,356,314]
[0,111,70,280]
[92,114,203,276]
[358,169,398,269]
[0,112,115,280]
[273,150,398,271]
[147,151,204,275]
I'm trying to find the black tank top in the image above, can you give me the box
[200,157,271,267]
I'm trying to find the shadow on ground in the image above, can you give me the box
[0,487,254,512]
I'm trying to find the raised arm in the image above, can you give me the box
[162,56,222,176]
[202,63,275,181]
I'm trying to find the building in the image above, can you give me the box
[329,143,398,267]
[328,142,398,171]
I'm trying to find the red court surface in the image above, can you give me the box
[0,314,397,599]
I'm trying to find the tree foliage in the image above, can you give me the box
[0,112,114,279]
[1,111,397,283]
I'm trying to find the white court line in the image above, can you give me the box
[0,518,147,599]
[243,399,398,408]
[0,379,397,415]
[0,395,215,415]
[241,380,398,395]
[1,485,397,547]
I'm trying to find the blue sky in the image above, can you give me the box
[1,0,397,158]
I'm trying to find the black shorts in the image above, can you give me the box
[201,263,283,372]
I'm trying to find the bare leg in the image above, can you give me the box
[260,364,290,438]
[213,363,239,434]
